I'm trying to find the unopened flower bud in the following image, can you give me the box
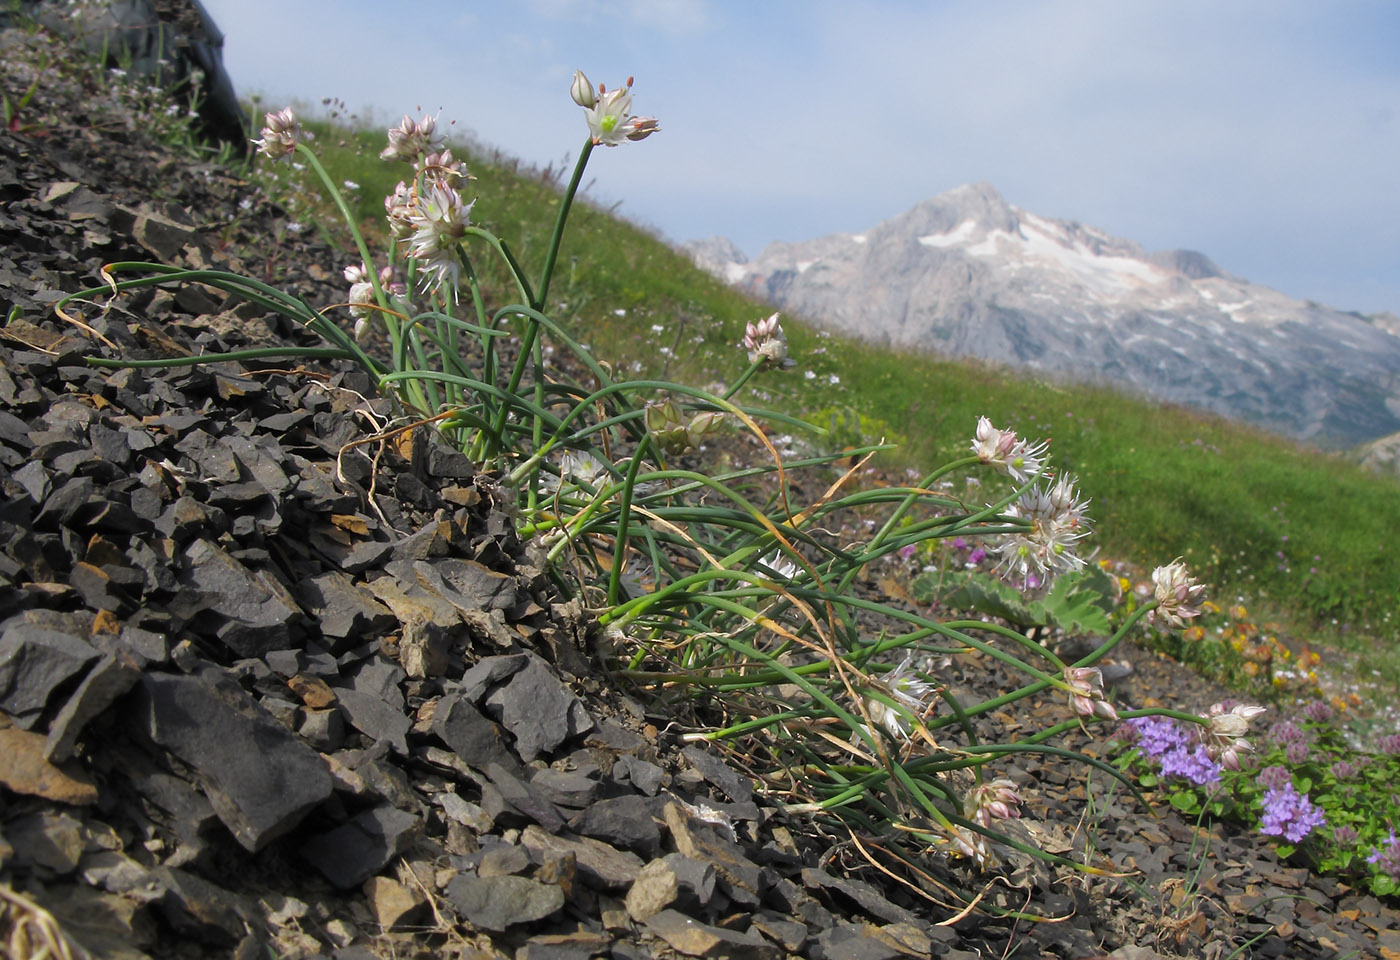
[570,69,596,108]
[1064,666,1117,721]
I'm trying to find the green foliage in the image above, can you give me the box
[912,565,1118,638]
[806,404,905,456]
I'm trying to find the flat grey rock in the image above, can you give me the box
[0,623,100,728]
[176,538,301,657]
[432,693,519,773]
[445,873,563,932]
[134,671,333,851]
[482,653,594,762]
[299,805,420,890]
[569,795,661,858]
[44,649,142,761]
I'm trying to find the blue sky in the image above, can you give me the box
[204,0,1400,316]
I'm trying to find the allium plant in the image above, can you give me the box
[65,79,1224,913]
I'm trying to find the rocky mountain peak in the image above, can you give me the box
[687,183,1400,449]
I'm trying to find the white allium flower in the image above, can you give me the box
[757,551,801,582]
[1064,666,1117,721]
[995,475,1091,579]
[344,262,374,319]
[583,77,659,146]
[405,181,474,292]
[971,416,1049,483]
[380,113,445,162]
[742,312,791,368]
[964,777,1024,829]
[856,656,936,744]
[418,148,470,187]
[1200,702,1266,770]
[1145,559,1207,629]
[384,180,416,239]
[252,107,299,161]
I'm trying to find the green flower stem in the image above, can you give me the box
[462,228,533,307]
[607,433,652,607]
[721,357,765,401]
[536,137,595,308]
[86,346,357,368]
[293,141,394,335]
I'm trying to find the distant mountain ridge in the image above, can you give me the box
[685,183,1400,449]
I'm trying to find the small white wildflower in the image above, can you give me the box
[971,416,1049,483]
[757,551,801,582]
[405,180,474,292]
[856,656,935,744]
[1145,559,1207,629]
[380,113,445,162]
[742,312,792,368]
[582,76,659,146]
[964,777,1024,829]
[995,475,1091,579]
[1200,702,1266,770]
[1064,666,1117,721]
[252,106,299,162]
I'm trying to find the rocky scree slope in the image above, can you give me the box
[2,30,1399,960]
[687,182,1400,449]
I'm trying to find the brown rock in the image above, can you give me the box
[0,724,99,805]
[642,909,778,959]
[365,876,424,932]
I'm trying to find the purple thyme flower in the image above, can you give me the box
[1123,717,1221,785]
[1285,739,1312,765]
[1125,716,1191,758]
[1258,765,1293,791]
[1259,783,1326,844]
[1367,828,1400,878]
[1330,760,1358,780]
[1302,701,1334,724]
[1333,825,1359,845]
[1158,743,1222,785]
[1267,720,1305,747]
[1377,734,1400,755]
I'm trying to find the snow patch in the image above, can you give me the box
[723,262,748,284]
[796,259,818,274]
[918,219,977,248]
[963,212,1167,296]
[850,234,868,244]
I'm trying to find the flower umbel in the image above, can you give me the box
[644,398,724,456]
[1064,666,1117,721]
[995,475,1091,580]
[581,76,659,146]
[971,417,1049,483]
[252,107,299,161]
[1200,701,1266,770]
[857,656,936,744]
[381,113,446,162]
[405,180,474,292]
[1145,559,1206,629]
[964,778,1023,829]
[742,312,792,368]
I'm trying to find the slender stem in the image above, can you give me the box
[537,137,595,308]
